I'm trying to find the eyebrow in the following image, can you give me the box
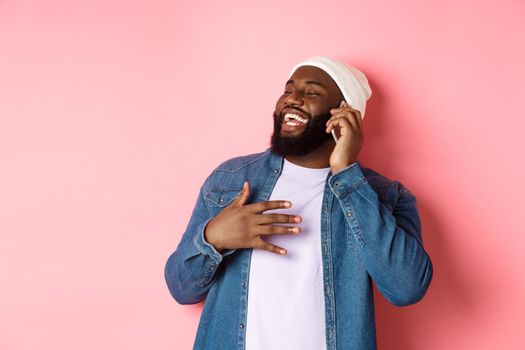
[285,79,327,89]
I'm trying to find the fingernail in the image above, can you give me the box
[280,249,286,255]
[294,216,301,223]
[284,201,291,208]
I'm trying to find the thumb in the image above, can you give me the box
[231,180,250,207]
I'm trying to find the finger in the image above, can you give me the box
[327,112,360,131]
[330,100,359,112]
[255,213,302,225]
[254,237,287,255]
[339,103,363,128]
[246,200,292,213]
[328,103,361,118]
[339,111,361,130]
[326,116,351,134]
[258,224,301,235]
[230,180,250,208]
[326,113,350,126]
[351,109,363,128]
[342,102,363,127]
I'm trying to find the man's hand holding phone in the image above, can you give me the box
[326,100,364,175]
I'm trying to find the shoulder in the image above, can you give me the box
[212,149,273,174]
[200,149,275,191]
[200,149,275,204]
[359,163,413,199]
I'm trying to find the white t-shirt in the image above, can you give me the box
[245,158,330,350]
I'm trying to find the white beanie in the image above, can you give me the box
[289,56,372,118]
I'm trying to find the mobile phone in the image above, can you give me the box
[331,100,346,143]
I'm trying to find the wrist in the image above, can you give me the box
[331,161,357,175]
[204,221,224,252]
[331,167,343,175]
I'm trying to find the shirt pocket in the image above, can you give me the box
[204,188,242,208]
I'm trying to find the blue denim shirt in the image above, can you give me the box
[165,149,433,350]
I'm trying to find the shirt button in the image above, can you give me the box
[241,281,246,287]
[347,211,353,217]
[334,181,340,187]
[239,323,245,329]
[219,198,224,203]
[273,169,278,173]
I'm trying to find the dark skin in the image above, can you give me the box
[205,66,364,255]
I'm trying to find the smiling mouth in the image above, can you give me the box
[281,108,309,125]
[280,111,309,133]
[283,113,308,126]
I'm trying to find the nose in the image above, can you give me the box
[283,90,304,107]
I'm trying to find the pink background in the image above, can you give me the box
[1,0,524,349]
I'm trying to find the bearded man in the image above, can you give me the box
[165,56,433,350]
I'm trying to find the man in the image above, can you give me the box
[165,56,433,350]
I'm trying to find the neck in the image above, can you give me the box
[284,139,335,169]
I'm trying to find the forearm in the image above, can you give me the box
[329,163,433,306]
[164,186,234,305]
[165,219,223,304]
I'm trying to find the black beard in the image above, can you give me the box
[270,111,333,157]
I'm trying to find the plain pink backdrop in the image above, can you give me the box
[1,0,524,349]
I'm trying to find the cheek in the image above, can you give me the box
[275,96,286,108]
[314,99,334,114]
[307,102,326,116]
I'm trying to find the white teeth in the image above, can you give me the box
[284,113,307,124]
